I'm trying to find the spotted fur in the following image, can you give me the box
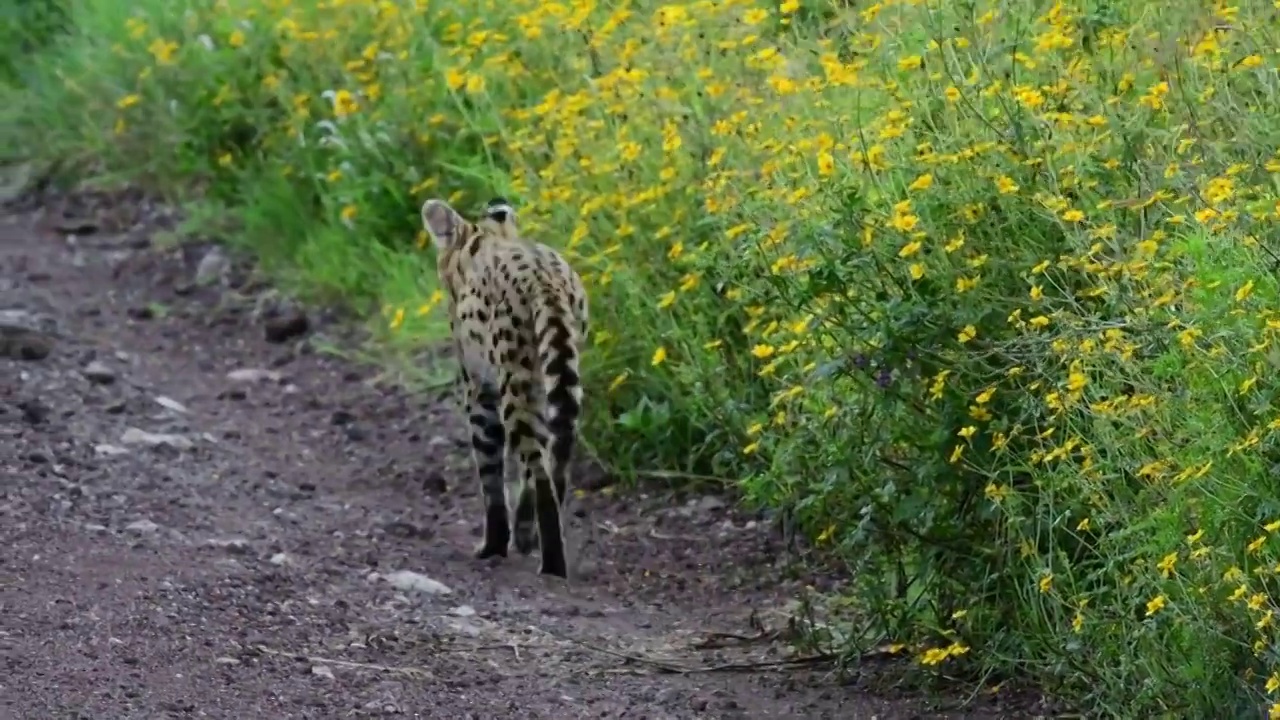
[421,197,588,579]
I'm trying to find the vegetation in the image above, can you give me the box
[8,0,1280,715]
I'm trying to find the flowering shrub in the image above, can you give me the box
[12,0,1280,714]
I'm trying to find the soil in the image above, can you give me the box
[0,185,1051,719]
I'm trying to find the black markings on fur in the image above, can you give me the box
[512,471,538,555]
[469,383,509,559]
[541,316,581,467]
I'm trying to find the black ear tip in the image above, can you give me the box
[484,197,513,224]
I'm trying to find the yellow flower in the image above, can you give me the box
[607,371,629,393]
[889,212,919,233]
[651,346,668,365]
[817,151,835,176]
[897,55,923,71]
[148,38,178,64]
[1144,594,1167,616]
[1239,54,1265,70]
[332,89,359,118]
[907,173,933,192]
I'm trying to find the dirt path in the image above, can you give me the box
[0,189,1030,719]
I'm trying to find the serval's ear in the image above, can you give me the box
[421,198,464,251]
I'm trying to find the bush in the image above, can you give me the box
[0,0,70,84]
[10,0,1280,715]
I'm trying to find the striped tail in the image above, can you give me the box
[529,295,583,578]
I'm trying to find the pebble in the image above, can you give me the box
[226,368,281,383]
[82,360,116,384]
[195,247,229,286]
[154,396,190,414]
[381,570,453,596]
[125,519,160,535]
[121,427,193,450]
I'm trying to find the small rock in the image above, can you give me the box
[94,444,129,457]
[311,665,335,680]
[195,247,230,286]
[0,323,54,361]
[55,216,98,235]
[445,618,482,637]
[696,495,727,513]
[83,360,116,385]
[450,605,476,617]
[263,309,309,344]
[214,656,241,666]
[421,471,447,495]
[269,552,290,566]
[226,368,281,383]
[16,399,50,424]
[154,396,189,414]
[125,519,161,535]
[381,570,452,596]
[120,427,193,450]
[204,537,250,554]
